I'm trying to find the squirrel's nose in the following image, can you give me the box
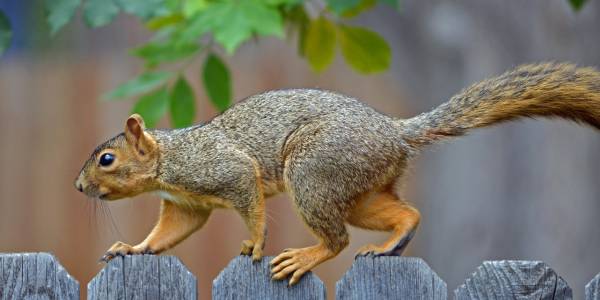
[74,177,85,193]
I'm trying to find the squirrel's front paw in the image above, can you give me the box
[240,240,263,262]
[100,241,154,262]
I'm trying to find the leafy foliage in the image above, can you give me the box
[170,77,196,128]
[338,25,391,73]
[569,0,588,11]
[304,17,337,72]
[103,71,173,99]
[83,0,120,28]
[203,54,232,112]
[45,0,81,35]
[132,42,200,68]
[184,0,284,54]
[131,87,170,128]
[0,0,575,127]
[326,0,362,15]
[0,11,11,56]
[39,0,404,127]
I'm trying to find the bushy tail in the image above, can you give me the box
[401,62,600,148]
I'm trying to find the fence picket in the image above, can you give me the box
[0,253,79,299]
[335,256,447,300]
[587,273,600,300]
[454,260,572,299]
[212,255,326,300]
[1,252,597,298]
[87,255,196,300]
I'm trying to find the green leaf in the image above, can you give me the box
[114,0,163,19]
[265,0,303,5]
[204,4,252,53]
[84,0,119,28]
[146,13,184,30]
[180,0,284,54]
[240,0,284,37]
[0,11,12,56]
[342,0,376,18]
[202,54,231,112]
[45,0,81,35]
[131,88,169,128]
[325,0,361,14]
[304,17,336,72]
[378,0,399,9]
[183,0,209,17]
[285,5,309,56]
[132,42,199,67]
[338,25,391,74]
[170,77,196,128]
[569,0,587,11]
[104,71,173,100]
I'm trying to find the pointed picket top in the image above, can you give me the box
[455,260,572,299]
[213,255,326,300]
[336,256,447,300]
[586,273,600,300]
[87,255,196,300]
[0,252,79,299]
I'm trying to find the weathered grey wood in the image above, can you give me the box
[0,252,79,300]
[87,255,196,300]
[212,255,325,300]
[586,273,600,300]
[454,260,572,299]
[335,256,447,300]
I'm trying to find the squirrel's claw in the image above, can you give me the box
[354,244,405,258]
[99,254,112,262]
[354,230,415,259]
[240,240,254,256]
[270,245,332,286]
[240,239,264,262]
[354,251,375,259]
[100,241,155,263]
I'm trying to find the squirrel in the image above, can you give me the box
[75,62,600,285]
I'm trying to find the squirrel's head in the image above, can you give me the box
[75,114,160,200]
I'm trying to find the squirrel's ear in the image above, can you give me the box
[125,114,146,142]
[124,114,155,155]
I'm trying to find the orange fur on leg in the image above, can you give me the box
[347,192,420,256]
[240,196,267,261]
[101,200,211,261]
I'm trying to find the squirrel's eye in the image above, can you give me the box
[99,153,115,167]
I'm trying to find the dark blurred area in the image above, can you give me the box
[0,0,599,299]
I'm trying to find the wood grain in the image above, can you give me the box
[212,255,325,300]
[587,273,600,300]
[0,252,79,300]
[87,255,196,300]
[335,256,447,300]
[454,260,572,299]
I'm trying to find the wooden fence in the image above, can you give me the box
[1,253,598,299]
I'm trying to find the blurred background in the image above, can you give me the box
[1,0,599,298]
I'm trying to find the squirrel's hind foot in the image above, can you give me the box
[355,229,416,258]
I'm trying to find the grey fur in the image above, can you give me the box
[79,62,600,278]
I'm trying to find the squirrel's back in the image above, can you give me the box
[206,89,399,180]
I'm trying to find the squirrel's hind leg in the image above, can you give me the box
[269,190,349,285]
[270,158,351,286]
[348,191,420,257]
